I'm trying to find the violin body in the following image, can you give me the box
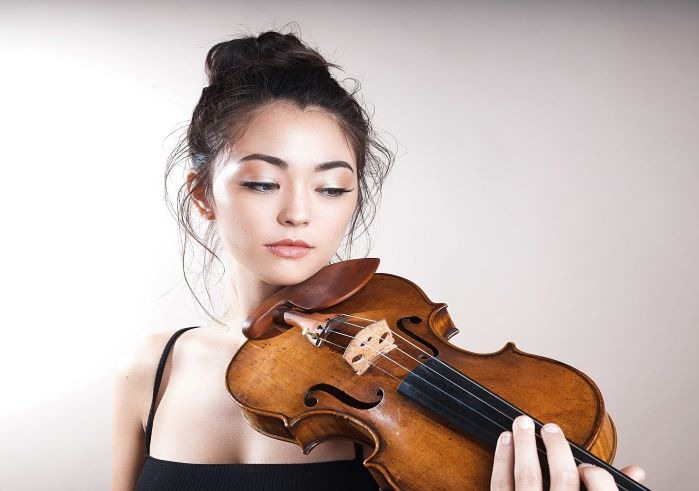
[226,261,620,490]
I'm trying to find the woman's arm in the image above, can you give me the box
[111,333,168,491]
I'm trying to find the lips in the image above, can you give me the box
[266,239,312,248]
[265,239,314,259]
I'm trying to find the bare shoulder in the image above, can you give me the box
[112,328,185,490]
[113,328,183,427]
[115,329,179,384]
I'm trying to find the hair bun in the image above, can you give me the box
[205,31,332,86]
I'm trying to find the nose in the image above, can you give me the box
[277,184,310,227]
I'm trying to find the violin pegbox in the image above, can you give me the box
[343,319,397,375]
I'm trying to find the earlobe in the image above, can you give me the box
[200,207,216,220]
[186,170,216,220]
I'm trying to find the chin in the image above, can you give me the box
[261,257,328,287]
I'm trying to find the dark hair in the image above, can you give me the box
[165,28,395,319]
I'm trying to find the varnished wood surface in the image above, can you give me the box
[227,267,616,490]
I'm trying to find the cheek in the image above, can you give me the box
[212,189,269,250]
[319,197,358,241]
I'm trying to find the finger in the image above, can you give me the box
[513,415,543,490]
[620,465,646,483]
[540,423,579,490]
[578,464,617,490]
[490,432,514,490]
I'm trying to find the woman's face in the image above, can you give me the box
[204,101,359,286]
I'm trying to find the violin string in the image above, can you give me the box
[308,316,634,490]
[312,324,556,450]
[326,315,544,439]
[331,314,576,445]
[331,314,638,490]
[304,334,583,484]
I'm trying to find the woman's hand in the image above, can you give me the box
[490,415,646,490]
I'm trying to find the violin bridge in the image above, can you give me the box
[343,319,396,375]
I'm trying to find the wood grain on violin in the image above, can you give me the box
[226,258,650,490]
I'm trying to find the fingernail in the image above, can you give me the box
[500,432,512,445]
[579,463,593,469]
[543,423,560,433]
[518,416,533,429]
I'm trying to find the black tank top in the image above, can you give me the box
[135,326,379,491]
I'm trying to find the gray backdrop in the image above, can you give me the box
[1,1,697,489]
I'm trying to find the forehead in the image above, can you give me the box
[230,101,356,168]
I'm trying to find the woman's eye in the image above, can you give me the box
[241,181,279,193]
[319,187,354,198]
[241,181,353,197]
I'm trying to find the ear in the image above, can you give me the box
[186,170,216,220]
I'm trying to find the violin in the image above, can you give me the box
[226,258,649,490]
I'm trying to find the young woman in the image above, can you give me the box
[112,30,645,490]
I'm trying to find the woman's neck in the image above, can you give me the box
[215,262,285,341]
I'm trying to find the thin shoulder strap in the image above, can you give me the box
[144,326,200,456]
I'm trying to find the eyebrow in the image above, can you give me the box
[239,153,354,174]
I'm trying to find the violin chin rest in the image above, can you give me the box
[243,258,380,339]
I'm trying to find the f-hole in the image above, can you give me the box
[396,316,439,359]
[304,384,384,410]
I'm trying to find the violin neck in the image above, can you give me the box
[396,357,650,491]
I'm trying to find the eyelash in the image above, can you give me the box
[241,181,354,198]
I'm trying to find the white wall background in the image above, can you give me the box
[1,1,697,489]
